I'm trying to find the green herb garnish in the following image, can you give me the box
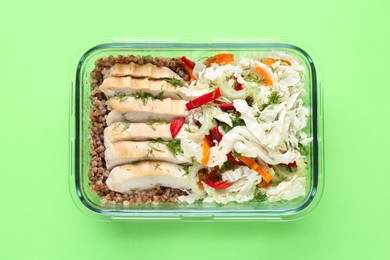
[209,81,216,87]
[165,139,183,156]
[259,91,282,111]
[155,91,164,100]
[163,78,185,88]
[253,188,267,202]
[142,55,153,62]
[245,74,264,84]
[178,163,191,175]
[131,91,164,105]
[221,122,232,133]
[145,118,166,131]
[245,96,254,106]
[231,113,245,127]
[128,189,136,194]
[268,91,281,104]
[113,93,129,102]
[220,114,245,133]
[148,138,183,157]
[145,144,165,157]
[121,121,131,132]
[154,163,162,171]
[112,123,121,131]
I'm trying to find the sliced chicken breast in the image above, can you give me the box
[106,97,188,123]
[105,161,191,192]
[105,141,190,170]
[106,110,125,126]
[99,77,189,100]
[104,122,187,143]
[106,63,182,79]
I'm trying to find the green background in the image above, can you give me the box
[1,0,389,259]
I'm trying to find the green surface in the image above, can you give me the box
[0,0,389,259]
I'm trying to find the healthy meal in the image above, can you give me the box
[88,52,312,205]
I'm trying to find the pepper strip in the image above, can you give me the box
[185,88,222,111]
[200,138,211,166]
[237,155,272,186]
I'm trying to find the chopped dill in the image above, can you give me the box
[131,91,164,105]
[165,139,183,156]
[142,55,153,62]
[148,138,183,157]
[113,92,129,102]
[268,91,281,104]
[121,121,131,132]
[253,188,267,202]
[145,118,166,131]
[178,163,192,175]
[154,163,162,171]
[145,144,165,157]
[163,77,185,88]
[245,74,264,84]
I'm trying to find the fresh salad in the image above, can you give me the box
[177,52,311,203]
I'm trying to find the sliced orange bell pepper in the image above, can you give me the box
[237,155,272,186]
[255,66,273,86]
[281,59,292,66]
[200,138,211,165]
[205,53,234,66]
[263,58,275,66]
[183,63,196,82]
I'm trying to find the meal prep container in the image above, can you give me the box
[69,41,324,221]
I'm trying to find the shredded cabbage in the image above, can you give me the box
[180,53,311,204]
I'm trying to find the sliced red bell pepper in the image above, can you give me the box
[288,161,297,168]
[235,83,243,90]
[205,127,223,147]
[218,102,235,110]
[170,117,186,138]
[202,178,233,190]
[226,152,245,166]
[181,56,195,69]
[208,170,217,181]
[185,88,222,111]
[210,127,222,144]
[279,161,297,168]
[205,134,214,147]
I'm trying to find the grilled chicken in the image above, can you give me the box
[106,97,188,123]
[105,161,191,192]
[106,63,182,79]
[105,141,190,170]
[104,122,187,143]
[99,77,189,100]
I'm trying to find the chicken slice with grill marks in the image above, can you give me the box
[104,122,187,143]
[105,62,183,79]
[106,97,188,124]
[99,76,189,100]
[105,161,191,193]
[104,140,190,170]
